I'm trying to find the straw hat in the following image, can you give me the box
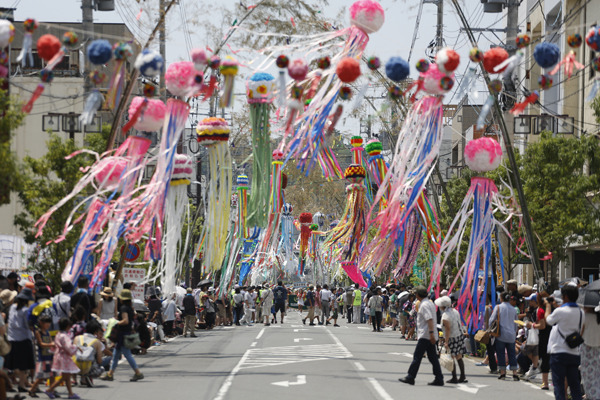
[101,287,114,297]
[434,296,452,308]
[0,289,17,304]
[118,289,132,300]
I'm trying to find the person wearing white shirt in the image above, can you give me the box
[398,287,444,386]
[320,284,333,326]
[240,287,254,326]
[545,285,584,400]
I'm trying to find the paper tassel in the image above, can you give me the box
[510,91,539,116]
[341,261,367,287]
[494,50,523,78]
[106,60,126,109]
[79,90,103,126]
[16,32,33,67]
[476,95,495,129]
[455,67,477,100]
[22,83,45,114]
[550,51,584,79]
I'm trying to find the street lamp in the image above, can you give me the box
[535,114,555,135]
[556,116,575,135]
[513,115,531,135]
[84,115,102,133]
[42,113,61,132]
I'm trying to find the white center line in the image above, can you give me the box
[256,328,265,340]
[354,362,365,371]
[250,342,257,347]
[214,348,251,400]
[367,377,394,400]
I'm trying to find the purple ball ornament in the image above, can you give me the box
[367,56,381,70]
[317,56,331,69]
[276,54,289,69]
[538,74,553,90]
[533,42,560,69]
[416,58,430,73]
[40,68,53,83]
[388,85,402,100]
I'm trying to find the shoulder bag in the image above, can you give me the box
[557,310,584,349]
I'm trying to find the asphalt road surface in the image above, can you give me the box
[69,310,555,400]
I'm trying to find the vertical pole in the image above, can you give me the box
[435,0,444,51]
[81,0,94,95]
[159,0,167,102]
[450,0,542,288]
[503,0,519,110]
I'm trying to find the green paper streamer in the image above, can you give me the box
[246,103,272,228]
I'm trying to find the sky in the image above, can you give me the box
[9,0,509,137]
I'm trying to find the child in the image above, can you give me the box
[29,315,55,398]
[45,317,80,399]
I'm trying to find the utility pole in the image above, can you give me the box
[159,0,166,102]
[451,0,543,287]
[82,0,94,95]
[503,0,519,110]
[435,0,443,50]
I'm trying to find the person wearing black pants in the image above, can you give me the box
[398,287,444,386]
[487,340,498,372]
[369,288,383,332]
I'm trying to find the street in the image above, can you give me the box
[69,310,554,400]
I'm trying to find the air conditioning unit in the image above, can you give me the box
[96,0,115,11]
[480,0,505,13]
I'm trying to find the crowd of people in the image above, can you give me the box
[0,270,598,400]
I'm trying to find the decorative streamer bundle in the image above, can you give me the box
[152,154,192,297]
[323,165,368,287]
[279,203,296,275]
[81,39,112,125]
[16,19,37,67]
[297,212,313,276]
[22,34,62,113]
[364,62,454,275]
[246,73,276,228]
[236,175,250,239]
[365,138,389,209]
[106,42,133,110]
[430,138,509,333]
[350,136,373,203]
[219,56,239,108]
[196,117,232,271]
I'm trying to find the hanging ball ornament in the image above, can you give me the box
[190,48,207,70]
[385,56,409,82]
[469,47,484,63]
[143,82,157,97]
[23,18,38,33]
[62,31,78,48]
[439,76,454,91]
[134,49,164,78]
[488,79,503,95]
[483,47,509,73]
[344,164,366,183]
[538,74,553,90]
[465,137,502,173]
[436,48,460,74]
[288,58,309,81]
[113,42,133,61]
[165,61,196,97]
[337,57,362,83]
[422,63,454,95]
[592,56,600,72]
[416,58,430,73]
[276,54,290,69]
[317,56,331,69]
[37,35,61,62]
[339,85,353,100]
[128,97,166,132]
[388,85,402,100]
[533,42,560,69]
[0,20,15,48]
[567,33,583,48]
[515,34,531,49]
[208,55,221,70]
[585,26,600,51]
[349,0,385,34]
[87,39,113,65]
[39,69,53,83]
[367,56,381,70]
[89,70,107,85]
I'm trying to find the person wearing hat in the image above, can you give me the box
[101,289,144,382]
[436,295,468,384]
[97,287,117,324]
[182,288,197,337]
[0,289,17,312]
[398,286,444,386]
[6,288,35,391]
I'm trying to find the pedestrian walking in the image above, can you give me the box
[296,289,305,314]
[345,287,355,323]
[28,315,55,397]
[489,293,520,381]
[398,286,444,386]
[240,287,254,326]
[272,281,287,323]
[45,317,81,399]
[101,289,144,383]
[259,284,274,326]
[232,287,244,326]
[302,285,317,326]
[352,285,362,324]
[5,288,35,392]
[369,288,383,332]
[320,284,332,325]
[580,299,600,400]
[163,293,178,336]
[436,296,468,384]
[182,288,197,337]
[327,289,340,327]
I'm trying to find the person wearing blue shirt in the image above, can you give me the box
[489,293,519,381]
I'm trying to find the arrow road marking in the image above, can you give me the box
[456,383,488,394]
[271,375,307,387]
[294,337,313,343]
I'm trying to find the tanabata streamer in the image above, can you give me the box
[196,117,232,271]
[350,136,373,203]
[297,212,313,276]
[16,19,37,67]
[364,62,453,276]
[430,137,510,333]
[219,56,239,108]
[22,34,61,114]
[236,175,250,239]
[365,139,388,210]
[279,203,296,275]
[151,154,192,297]
[106,42,133,109]
[323,164,368,287]
[246,72,276,228]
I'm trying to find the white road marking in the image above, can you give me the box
[250,342,257,347]
[367,377,394,400]
[357,326,371,330]
[213,348,251,400]
[354,362,366,371]
[294,328,309,332]
[271,375,307,387]
[294,337,313,343]
[388,352,413,358]
[456,383,479,394]
[256,328,265,340]
[291,324,304,328]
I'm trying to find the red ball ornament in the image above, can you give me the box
[483,47,509,73]
[37,34,61,62]
[436,48,460,74]
[336,57,361,83]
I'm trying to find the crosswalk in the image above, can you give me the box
[238,343,352,370]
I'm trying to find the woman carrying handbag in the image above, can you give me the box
[436,296,468,384]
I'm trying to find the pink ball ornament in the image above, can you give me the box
[191,48,208,70]
[273,149,284,161]
[288,59,309,81]
[165,61,196,97]
[128,97,166,132]
[436,48,460,74]
[171,154,193,185]
[465,137,502,173]
[421,63,454,96]
[349,0,385,34]
[95,159,128,188]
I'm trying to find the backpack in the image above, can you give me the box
[273,287,285,302]
[75,336,97,362]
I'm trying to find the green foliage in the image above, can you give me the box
[0,89,25,205]
[591,95,600,124]
[14,127,109,291]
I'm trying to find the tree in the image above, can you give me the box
[521,132,600,288]
[14,128,108,291]
[0,89,25,205]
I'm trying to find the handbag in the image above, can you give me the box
[474,329,490,345]
[557,310,584,349]
[439,349,455,372]
[124,332,141,349]
[0,335,11,356]
[526,328,539,346]
[488,306,501,338]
